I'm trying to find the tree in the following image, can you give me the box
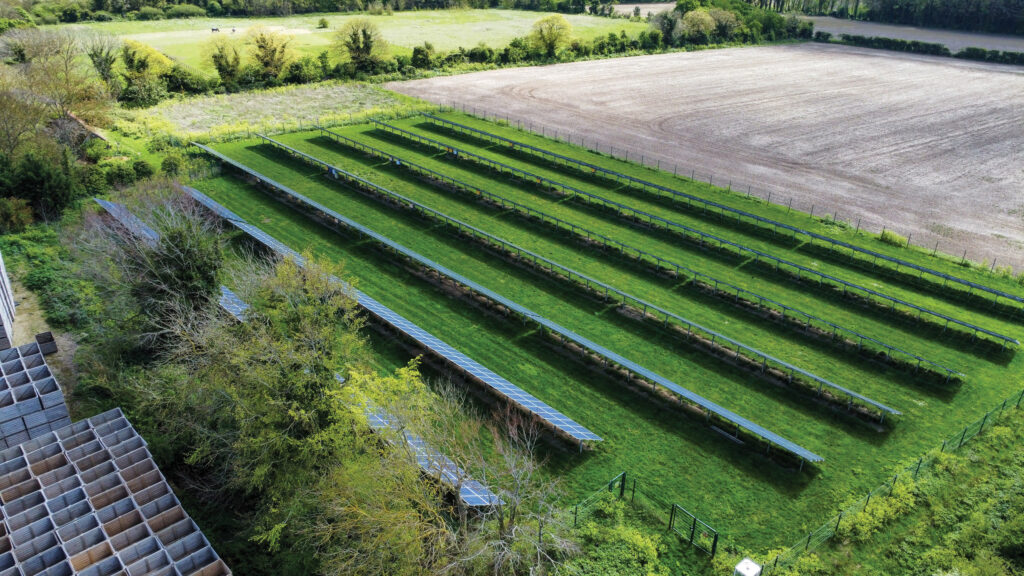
[709,8,739,39]
[119,43,167,108]
[530,14,572,58]
[84,33,121,90]
[0,197,33,233]
[208,38,242,90]
[677,9,716,44]
[650,11,681,42]
[334,18,387,72]
[675,0,709,15]
[0,69,46,158]
[248,27,291,80]
[13,150,76,220]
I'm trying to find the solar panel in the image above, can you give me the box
[319,127,960,380]
[187,150,821,462]
[181,184,601,444]
[218,286,250,321]
[94,198,160,246]
[425,113,1024,308]
[372,120,1018,348]
[364,407,501,507]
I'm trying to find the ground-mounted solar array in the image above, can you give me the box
[0,408,230,576]
[188,111,1024,553]
[184,185,601,445]
[216,287,250,322]
[0,342,71,451]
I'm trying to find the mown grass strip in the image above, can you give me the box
[373,119,1019,348]
[318,126,962,383]
[422,113,1024,311]
[197,141,823,463]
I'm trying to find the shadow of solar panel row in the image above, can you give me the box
[93,199,160,248]
[181,183,601,444]
[320,127,961,383]
[190,148,821,463]
[0,252,15,351]
[257,134,897,420]
[372,120,1019,348]
[216,287,249,322]
[423,114,1024,308]
[0,408,230,576]
[364,409,500,508]
[0,342,71,451]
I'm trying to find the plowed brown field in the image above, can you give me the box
[387,43,1024,269]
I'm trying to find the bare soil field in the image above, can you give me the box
[613,2,673,16]
[387,43,1024,269]
[803,16,1024,53]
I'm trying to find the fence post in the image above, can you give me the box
[619,473,627,499]
[864,493,871,510]
[1017,389,1024,408]
[805,531,812,551]
[959,426,968,448]
[834,511,843,533]
[711,532,718,558]
[668,504,676,531]
[573,505,578,527]
[914,458,923,479]
[889,474,898,496]
[690,516,697,544]
[980,412,989,432]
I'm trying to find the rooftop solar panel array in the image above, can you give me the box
[256,134,896,419]
[0,342,71,451]
[217,287,249,322]
[0,408,231,576]
[181,182,601,444]
[372,120,1018,348]
[423,114,1024,308]
[93,199,160,248]
[0,251,15,351]
[189,147,820,462]
[319,127,961,381]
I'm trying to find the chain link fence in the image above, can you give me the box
[760,386,1024,574]
[435,102,1017,273]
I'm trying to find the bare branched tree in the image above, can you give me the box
[0,68,47,158]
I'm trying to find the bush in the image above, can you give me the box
[0,198,33,234]
[411,43,434,68]
[120,73,168,108]
[206,1,222,15]
[165,4,206,18]
[102,159,137,187]
[161,64,218,94]
[92,10,114,20]
[880,229,907,247]
[466,43,494,63]
[132,159,154,180]
[136,6,164,19]
[318,17,329,28]
[84,138,114,163]
[77,164,108,197]
[161,153,185,176]
[283,56,323,84]
[814,31,832,42]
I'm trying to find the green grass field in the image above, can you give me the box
[66,9,647,70]
[192,113,1024,567]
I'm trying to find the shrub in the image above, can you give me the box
[102,159,137,187]
[92,10,114,21]
[165,4,206,18]
[0,198,33,234]
[161,153,185,176]
[283,56,323,84]
[132,159,154,180]
[120,73,168,108]
[77,164,108,197]
[411,43,434,68]
[814,31,832,42]
[206,1,222,15]
[136,6,164,19]
[317,17,329,28]
[880,229,907,247]
[161,64,218,94]
[466,43,494,63]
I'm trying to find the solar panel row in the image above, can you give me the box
[217,286,250,322]
[191,144,820,463]
[257,134,898,419]
[181,181,601,444]
[319,127,962,381]
[372,120,1019,348]
[93,199,160,247]
[423,114,1024,308]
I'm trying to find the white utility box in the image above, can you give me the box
[734,557,763,576]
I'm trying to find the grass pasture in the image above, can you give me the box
[192,112,1024,566]
[66,9,647,70]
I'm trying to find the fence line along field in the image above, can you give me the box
[386,42,1024,271]
[191,108,1024,562]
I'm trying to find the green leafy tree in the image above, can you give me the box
[208,39,242,90]
[677,9,716,44]
[248,27,291,80]
[334,18,387,72]
[530,14,572,58]
[13,150,76,220]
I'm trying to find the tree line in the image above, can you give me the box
[747,0,1024,35]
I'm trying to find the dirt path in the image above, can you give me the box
[613,2,672,16]
[386,43,1024,270]
[802,16,1024,53]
